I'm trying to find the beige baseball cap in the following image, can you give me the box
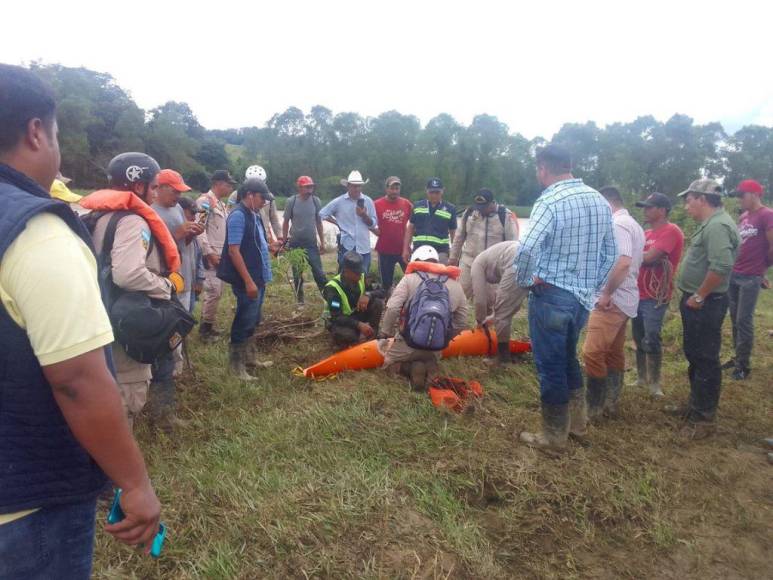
[677,179,724,198]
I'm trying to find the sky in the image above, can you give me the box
[3,0,771,139]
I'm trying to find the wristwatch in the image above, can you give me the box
[691,293,704,304]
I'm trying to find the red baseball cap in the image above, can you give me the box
[733,179,764,197]
[157,169,191,192]
[297,175,315,187]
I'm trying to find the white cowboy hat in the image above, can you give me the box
[340,170,369,187]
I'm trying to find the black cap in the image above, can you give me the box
[237,178,274,202]
[426,178,443,191]
[211,169,238,185]
[473,188,494,208]
[342,251,364,274]
[635,192,672,211]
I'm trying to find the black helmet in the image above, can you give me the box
[107,152,160,189]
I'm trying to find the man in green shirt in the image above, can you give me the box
[669,179,739,438]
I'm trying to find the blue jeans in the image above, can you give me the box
[632,298,668,356]
[728,272,763,371]
[230,284,266,345]
[0,499,97,579]
[337,246,371,275]
[290,244,327,303]
[378,253,406,290]
[528,285,589,406]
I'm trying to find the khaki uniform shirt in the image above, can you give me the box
[449,205,518,264]
[91,212,172,382]
[471,241,519,323]
[196,191,227,257]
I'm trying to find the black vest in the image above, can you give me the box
[0,164,108,513]
[217,203,268,289]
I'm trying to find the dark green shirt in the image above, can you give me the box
[677,208,740,294]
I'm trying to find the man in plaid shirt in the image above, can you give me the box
[514,145,617,451]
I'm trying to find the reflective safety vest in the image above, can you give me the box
[411,200,455,247]
[324,274,365,316]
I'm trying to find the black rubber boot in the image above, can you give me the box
[647,353,664,398]
[605,370,624,417]
[520,403,570,451]
[568,386,588,439]
[586,376,607,422]
[631,350,647,387]
[409,361,428,392]
[496,342,511,366]
[229,344,257,381]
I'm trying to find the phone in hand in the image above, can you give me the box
[357,198,365,208]
[108,488,167,558]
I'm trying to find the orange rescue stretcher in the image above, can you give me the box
[302,328,531,378]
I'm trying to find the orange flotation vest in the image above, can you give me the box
[404,260,461,280]
[428,376,483,413]
[80,189,181,273]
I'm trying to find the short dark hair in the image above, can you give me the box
[599,185,624,204]
[535,144,572,174]
[688,192,723,208]
[0,64,57,152]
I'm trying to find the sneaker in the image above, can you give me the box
[720,359,736,371]
[731,368,751,381]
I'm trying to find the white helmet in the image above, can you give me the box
[245,165,267,181]
[410,245,439,263]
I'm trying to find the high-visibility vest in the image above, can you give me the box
[324,274,365,316]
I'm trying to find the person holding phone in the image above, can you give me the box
[0,64,160,579]
[319,170,379,274]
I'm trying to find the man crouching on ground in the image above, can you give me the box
[323,251,384,348]
[377,245,468,391]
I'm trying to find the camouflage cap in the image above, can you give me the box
[677,179,724,198]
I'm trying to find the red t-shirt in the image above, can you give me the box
[733,206,773,276]
[374,196,412,255]
[637,222,685,300]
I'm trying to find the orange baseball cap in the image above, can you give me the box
[157,169,191,192]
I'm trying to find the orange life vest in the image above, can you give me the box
[80,189,181,272]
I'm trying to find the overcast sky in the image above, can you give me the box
[4,0,770,138]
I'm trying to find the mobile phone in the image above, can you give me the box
[357,198,365,208]
[107,488,167,558]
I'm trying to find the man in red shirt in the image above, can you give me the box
[632,193,685,397]
[374,176,413,292]
[724,179,773,380]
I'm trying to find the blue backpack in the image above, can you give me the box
[401,272,452,351]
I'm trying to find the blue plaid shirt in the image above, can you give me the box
[514,178,617,310]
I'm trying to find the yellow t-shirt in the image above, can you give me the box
[0,212,114,525]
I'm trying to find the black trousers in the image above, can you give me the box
[329,298,384,348]
[679,292,729,422]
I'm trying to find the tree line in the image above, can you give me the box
[32,63,773,206]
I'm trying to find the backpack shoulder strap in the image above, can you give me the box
[313,195,321,213]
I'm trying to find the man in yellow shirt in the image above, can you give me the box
[0,63,161,577]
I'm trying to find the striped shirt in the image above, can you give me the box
[514,178,617,311]
[608,208,645,318]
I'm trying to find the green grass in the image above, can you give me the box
[93,254,772,578]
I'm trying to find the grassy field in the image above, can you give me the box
[93,254,772,579]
